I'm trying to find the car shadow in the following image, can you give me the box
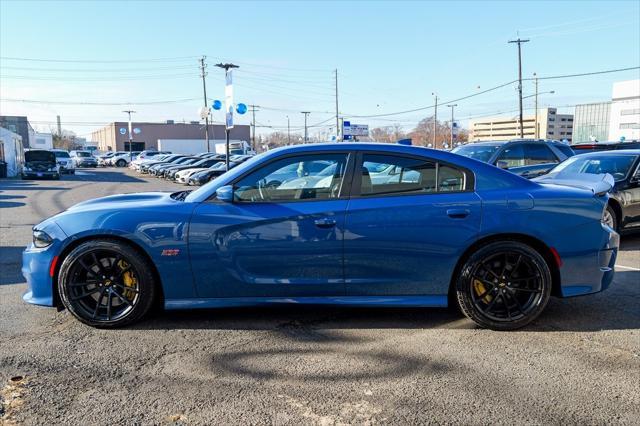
[67,170,149,183]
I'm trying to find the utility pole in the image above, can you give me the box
[249,104,259,151]
[286,115,291,144]
[56,115,62,138]
[301,111,310,143]
[446,104,457,147]
[508,38,529,139]
[533,72,539,139]
[334,69,339,142]
[432,93,438,148]
[123,110,135,158]
[199,56,211,152]
[215,62,240,170]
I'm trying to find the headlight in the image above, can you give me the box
[48,167,56,171]
[33,229,53,248]
[24,166,31,171]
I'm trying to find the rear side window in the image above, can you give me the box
[496,145,525,167]
[360,154,467,196]
[553,144,575,158]
[523,144,559,165]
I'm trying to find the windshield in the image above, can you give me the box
[452,144,501,163]
[53,151,71,158]
[550,154,638,182]
[76,152,91,157]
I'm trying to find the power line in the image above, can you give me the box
[0,55,199,63]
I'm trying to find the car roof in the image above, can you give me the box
[574,149,640,156]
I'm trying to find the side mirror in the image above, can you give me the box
[215,185,234,202]
[497,160,509,170]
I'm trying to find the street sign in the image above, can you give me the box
[119,128,126,135]
[133,128,141,135]
[342,121,369,137]
[225,70,234,129]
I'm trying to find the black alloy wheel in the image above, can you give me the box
[455,241,551,330]
[58,240,156,328]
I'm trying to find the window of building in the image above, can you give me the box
[548,118,555,122]
[621,108,640,116]
[548,125,555,129]
[619,123,640,130]
[234,154,348,202]
[359,154,466,196]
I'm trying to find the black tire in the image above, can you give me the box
[116,159,126,167]
[455,241,552,331]
[58,239,156,328]
[53,174,60,180]
[604,204,618,231]
[69,170,75,175]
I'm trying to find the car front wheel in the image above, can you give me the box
[58,239,156,328]
[455,241,552,331]
[116,159,126,167]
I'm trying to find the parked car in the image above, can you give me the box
[139,154,188,174]
[187,161,241,185]
[571,141,640,153]
[97,151,124,167]
[110,151,141,167]
[23,143,619,330]
[535,149,640,232]
[131,154,172,172]
[70,150,98,168]
[151,157,199,177]
[452,139,574,179]
[50,149,75,174]
[22,150,60,180]
[165,158,224,180]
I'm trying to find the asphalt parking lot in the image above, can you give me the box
[0,168,639,425]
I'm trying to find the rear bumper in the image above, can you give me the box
[559,225,619,297]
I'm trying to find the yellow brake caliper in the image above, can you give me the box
[118,260,137,301]
[473,279,493,304]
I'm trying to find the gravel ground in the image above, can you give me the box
[1,168,639,425]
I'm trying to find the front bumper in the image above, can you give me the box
[22,170,58,178]
[76,161,97,167]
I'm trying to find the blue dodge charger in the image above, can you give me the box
[22,143,619,330]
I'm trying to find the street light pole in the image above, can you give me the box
[446,104,457,147]
[301,111,310,143]
[123,110,135,158]
[286,115,291,144]
[534,72,538,139]
[509,38,530,139]
[215,62,239,171]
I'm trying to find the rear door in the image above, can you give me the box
[344,152,481,297]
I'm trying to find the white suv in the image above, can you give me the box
[50,149,75,174]
[110,151,140,167]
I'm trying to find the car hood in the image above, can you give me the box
[66,192,174,213]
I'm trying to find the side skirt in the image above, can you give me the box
[165,295,449,310]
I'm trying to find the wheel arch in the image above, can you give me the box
[607,198,622,229]
[448,233,562,306]
[51,234,164,310]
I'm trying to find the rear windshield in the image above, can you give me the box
[551,154,638,182]
[452,144,501,163]
[25,151,55,162]
[53,151,71,158]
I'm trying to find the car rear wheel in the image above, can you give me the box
[58,239,156,328]
[455,241,551,331]
[116,159,126,167]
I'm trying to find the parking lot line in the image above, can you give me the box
[615,264,640,271]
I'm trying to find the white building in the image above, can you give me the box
[468,108,573,142]
[608,79,640,142]
[0,127,25,177]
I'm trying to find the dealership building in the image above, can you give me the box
[90,121,250,152]
[468,107,574,142]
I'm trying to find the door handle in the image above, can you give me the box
[314,218,337,228]
[446,208,470,219]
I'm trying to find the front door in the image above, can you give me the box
[188,152,352,298]
[344,152,481,297]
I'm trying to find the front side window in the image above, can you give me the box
[234,154,348,202]
[360,154,466,196]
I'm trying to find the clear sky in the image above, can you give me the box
[1,0,639,139]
